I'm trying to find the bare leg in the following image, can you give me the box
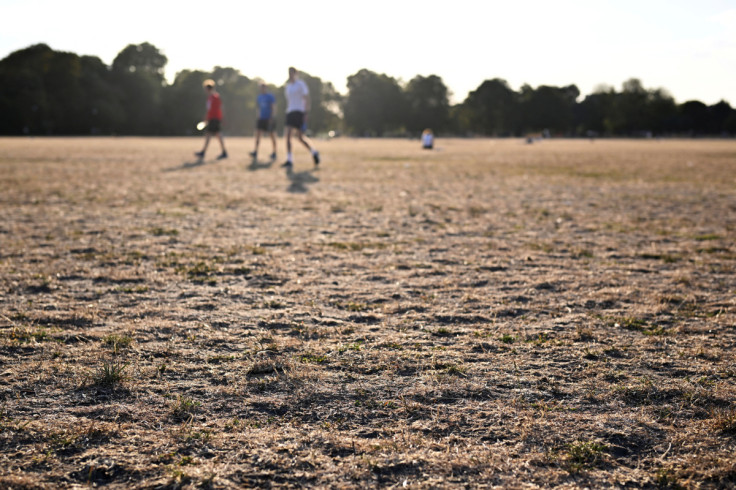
[198,133,211,156]
[216,133,226,153]
[283,127,295,169]
[253,129,262,154]
[201,133,211,152]
[269,131,277,156]
[296,129,320,167]
[285,127,293,155]
[296,129,314,152]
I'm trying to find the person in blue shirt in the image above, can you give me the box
[250,82,277,160]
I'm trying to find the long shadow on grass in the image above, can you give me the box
[248,156,275,171]
[163,159,213,172]
[287,170,319,193]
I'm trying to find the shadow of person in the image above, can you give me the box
[163,159,208,172]
[286,170,320,193]
[247,157,275,171]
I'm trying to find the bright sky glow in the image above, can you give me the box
[1,0,735,105]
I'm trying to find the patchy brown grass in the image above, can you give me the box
[1,136,735,488]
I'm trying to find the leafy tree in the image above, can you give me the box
[607,78,648,134]
[707,100,734,134]
[298,72,342,134]
[41,50,86,133]
[0,44,52,134]
[343,69,406,136]
[1,42,733,137]
[161,69,209,135]
[111,42,168,134]
[611,78,679,135]
[644,88,677,135]
[462,78,518,136]
[0,44,104,135]
[448,103,475,136]
[724,111,736,134]
[404,74,451,135]
[576,88,616,135]
[210,66,257,136]
[77,55,125,134]
[111,42,167,79]
[677,100,709,135]
[577,80,677,136]
[519,84,579,135]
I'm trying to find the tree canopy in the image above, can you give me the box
[343,69,406,136]
[1,43,734,137]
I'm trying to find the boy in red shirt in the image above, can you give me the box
[195,79,228,160]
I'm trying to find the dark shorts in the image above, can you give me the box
[256,118,274,132]
[285,111,305,130]
[206,119,221,134]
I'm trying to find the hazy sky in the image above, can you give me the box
[1,0,735,105]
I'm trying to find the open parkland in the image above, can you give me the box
[0,137,734,487]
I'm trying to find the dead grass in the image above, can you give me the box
[0,137,735,487]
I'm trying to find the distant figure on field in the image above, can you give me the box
[250,82,277,160]
[195,79,228,161]
[422,129,434,149]
[282,67,319,171]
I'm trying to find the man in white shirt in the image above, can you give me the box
[282,66,320,171]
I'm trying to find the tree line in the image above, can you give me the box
[1,42,735,137]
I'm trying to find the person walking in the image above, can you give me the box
[250,82,277,160]
[282,67,319,171]
[195,79,228,160]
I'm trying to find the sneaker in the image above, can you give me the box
[194,151,204,159]
[249,151,256,158]
[312,151,320,166]
[270,152,277,160]
[281,160,293,169]
[216,151,228,160]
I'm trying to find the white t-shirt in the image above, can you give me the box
[285,79,309,113]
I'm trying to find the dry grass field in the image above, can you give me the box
[0,137,734,488]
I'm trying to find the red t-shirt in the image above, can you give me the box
[206,93,223,121]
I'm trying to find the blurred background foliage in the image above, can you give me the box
[1,42,735,137]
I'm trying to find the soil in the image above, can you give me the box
[1,137,735,488]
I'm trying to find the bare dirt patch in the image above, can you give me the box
[1,137,735,488]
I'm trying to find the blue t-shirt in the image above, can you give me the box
[257,92,276,119]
